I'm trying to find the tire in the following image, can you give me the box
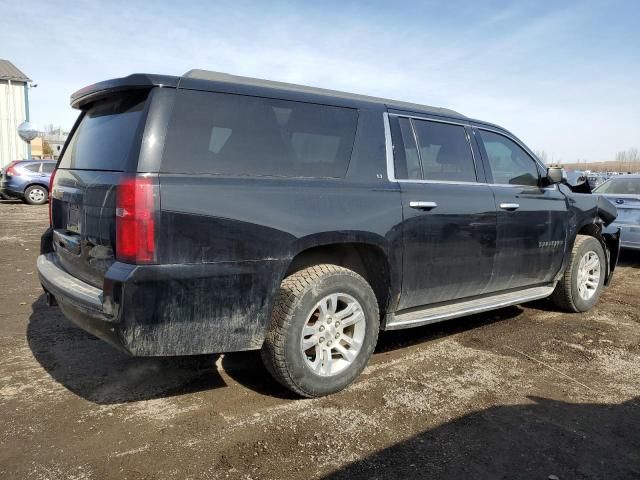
[261,264,379,398]
[551,234,606,312]
[24,185,48,205]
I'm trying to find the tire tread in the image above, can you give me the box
[261,264,378,397]
[551,234,601,312]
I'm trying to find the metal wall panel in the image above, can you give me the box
[0,79,28,168]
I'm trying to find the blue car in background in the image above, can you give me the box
[0,160,56,205]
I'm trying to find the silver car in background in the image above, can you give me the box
[594,175,640,250]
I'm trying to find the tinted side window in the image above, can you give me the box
[479,130,539,186]
[162,90,358,178]
[23,163,42,173]
[412,120,476,182]
[42,163,56,173]
[389,117,421,180]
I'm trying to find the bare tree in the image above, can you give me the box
[563,147,640,173]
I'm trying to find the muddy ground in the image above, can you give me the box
[1,200,639,479]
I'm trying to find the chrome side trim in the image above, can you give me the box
[385,284,556,330]
[388,112,468,127]
[383,112,557,190]
[382,112,395,182]
[390,178,489,186]
[386,112,481,183]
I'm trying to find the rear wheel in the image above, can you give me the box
[261,264,379,398]
[551,234,606,312]
[24,185,48,205]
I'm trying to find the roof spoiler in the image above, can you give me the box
[70,73,178,109]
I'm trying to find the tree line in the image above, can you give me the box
[536,148,640,173]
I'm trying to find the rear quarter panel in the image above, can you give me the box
[138,106,404,354]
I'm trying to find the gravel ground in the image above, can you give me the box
[1,200,639,479]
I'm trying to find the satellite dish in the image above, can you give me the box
[17,122,41,143]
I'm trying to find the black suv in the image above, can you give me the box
[38,70,620,397]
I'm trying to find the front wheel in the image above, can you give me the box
[551,234,606,312]
[261,264,379,398]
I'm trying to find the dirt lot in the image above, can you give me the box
[1,200,639,479]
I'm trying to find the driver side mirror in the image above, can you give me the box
[546,166,564,185]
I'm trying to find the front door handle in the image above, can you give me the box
[409,201,438,210]
[500,202,520,211]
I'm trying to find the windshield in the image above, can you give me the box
[594,177,640,195]
[59,91,148,171]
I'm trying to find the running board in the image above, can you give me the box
[385,284,556,330]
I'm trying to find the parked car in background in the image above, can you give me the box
[565,170,591,191]
[38,70,620,398]
[586,173,609,190]
[0,160,56,204]
[594,175,640,250]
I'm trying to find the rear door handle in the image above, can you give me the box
[409,201,438,210]
[500,202,520,211]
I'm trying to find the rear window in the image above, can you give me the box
[161,90,358,178]
[59,91,148,171]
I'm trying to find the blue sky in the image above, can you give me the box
[2,0,639,162]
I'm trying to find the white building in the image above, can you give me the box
[0,60,31,169]
[43,127,69,159]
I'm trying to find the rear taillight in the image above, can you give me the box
[48,168,57,226]
[5,161,19,177]
[116,176,158,264]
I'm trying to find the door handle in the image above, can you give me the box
[500,202,520,211]
[409,201,438,210]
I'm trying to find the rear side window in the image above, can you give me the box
[478,130,539,186]
[390,116,476,182]
[161,90,358,178]
[59,91,148,171]
[390,117,421,180]
[412,119,476,182]
[42,163,55,173]
[23,163,42,173]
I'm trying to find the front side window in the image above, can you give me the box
[479,130,539,186]
[412,120,477,182]
[162,90,358,178]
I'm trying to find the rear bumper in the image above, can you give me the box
[37,253,126,351]
[0,180,23,197]
[37,250,287,356]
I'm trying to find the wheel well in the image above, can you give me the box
[24,183,48,194]
[285,243,391,319]
[576,223,613,283]
[577,223,601,238]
